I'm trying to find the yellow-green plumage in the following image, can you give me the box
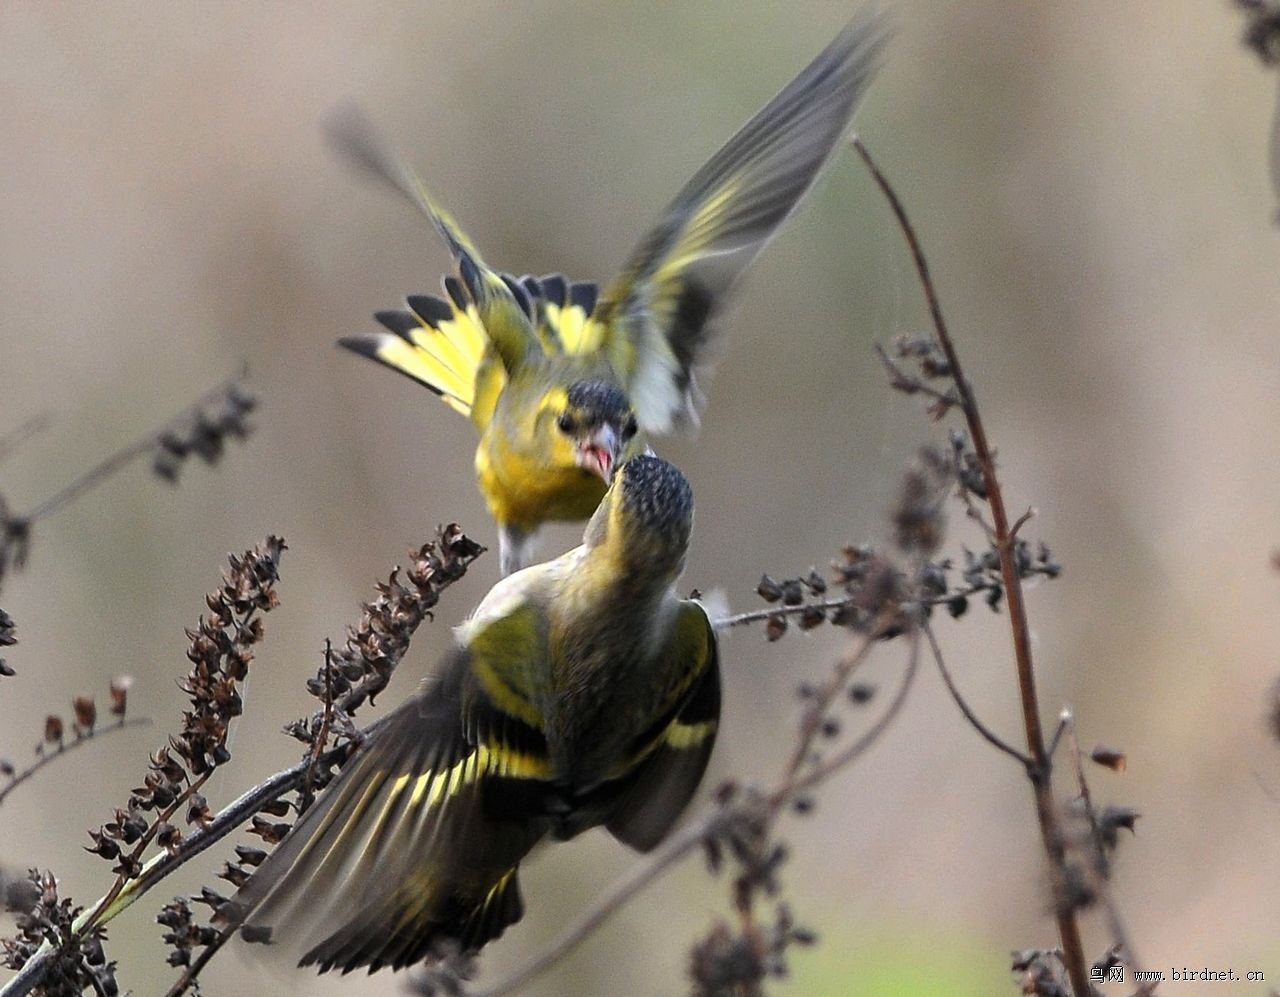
[231,455,719,973]
[336,8,887,575]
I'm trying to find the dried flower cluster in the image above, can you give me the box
[157,898,219,969]
[688,908,814,997]
[1056,786,1140,919]
[0,609,14,678]
[176,537,283,776]
[747,533,1060,643]
[1238,0,1280,63]
[0,538,285,997]
[735,436,1060,648]
[1,871,117,997]
[0,678,141,809]
[0,374,255,593]
[286,524,484,747]
[151,384,256,484]
[1011,948,1070,997]
[689,785,819,997]
[155,528,483,997]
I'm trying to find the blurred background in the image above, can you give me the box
[2,2,1279,994]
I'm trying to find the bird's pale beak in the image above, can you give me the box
[576,424,621,483]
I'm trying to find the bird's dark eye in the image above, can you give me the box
[622,415,638,440]
[556,412,576,434]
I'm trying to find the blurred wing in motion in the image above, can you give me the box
[589,8,888,433]
[234,649,554,973]
[328,106,542,413]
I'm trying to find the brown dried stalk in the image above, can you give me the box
[850,135,1090,995]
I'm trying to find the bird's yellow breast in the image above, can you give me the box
[475,433,607,530]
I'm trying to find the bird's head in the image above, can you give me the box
[584,454,693,579]
[545,380,638,486]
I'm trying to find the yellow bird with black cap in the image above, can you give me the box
[335,8,887,575]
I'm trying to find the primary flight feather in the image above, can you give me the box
[336,9,887,574]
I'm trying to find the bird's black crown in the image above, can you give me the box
[618,454,694,540]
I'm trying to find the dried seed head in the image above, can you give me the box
[1089,745,1127,772]
[1096,805,1140,851]
[73,696,96,734]
[892,447,951,555]
[848,683,876,705]
[756,575,783,603]
[109,675,133,718]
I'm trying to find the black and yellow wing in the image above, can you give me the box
[339,272,601,432]
[328,106,609,432]
[601,602,721,852]
[588,9,887,434]
[235,646,556,973]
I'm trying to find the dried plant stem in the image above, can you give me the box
[922,622,1029,766]
[302,640,337,806]
[18,365,247,525]
[470,810,725,997]
[1061,713,1152,995]
[0,414,50,465]
[716,598,861,630]
[851,135,1090,995]
[2,758,319,997]
[162,924,236,997]
[714,582,1001,632]
[0,718,152,808]
[86,769,213,931]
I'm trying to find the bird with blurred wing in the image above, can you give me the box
[335,8,887,575]
[228,455,719,973]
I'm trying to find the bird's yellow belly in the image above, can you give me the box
[476,440,606,529]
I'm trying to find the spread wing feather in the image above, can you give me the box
[605,606,721,851]
[589,8,888,433]
[234,649,555,973]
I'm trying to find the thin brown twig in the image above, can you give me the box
[947,449,997,542]
[874,343,957,407]
[162,923,236,997]
[960,496,997,543]
[778,631,877,784]
[302,639,337,806]
[1061,712,1153,996]
[921,622,1030,767]
[1047,713,1070,760]
[469,810,727,997]
[0,414,51,465]
[851,135,1091,996]
[85,769,213,931]
[0,718,152,808]
[1009,507,1036,538]
[774,629,919,802]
